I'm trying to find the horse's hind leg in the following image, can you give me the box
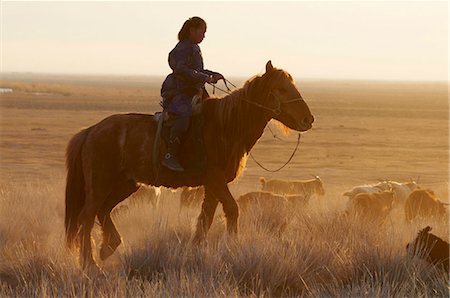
[79,167,118,270]
[78,200,103,270]
[97,178,138,260]
[97,212,121,261]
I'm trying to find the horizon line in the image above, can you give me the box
[1,71,448,84]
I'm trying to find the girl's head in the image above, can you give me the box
[178,17,207,44]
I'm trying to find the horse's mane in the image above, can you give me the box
[203,68,294,179]
[207,68,293,136]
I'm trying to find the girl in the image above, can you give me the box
[161,16,223,172]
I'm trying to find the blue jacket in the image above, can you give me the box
[161,39,218,99]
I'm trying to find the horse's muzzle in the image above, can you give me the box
[299,115,314,131]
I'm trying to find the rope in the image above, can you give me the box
[207,81,233,95]
[267,124,284,141]
[224,78,237,89]
[249,133,301,172]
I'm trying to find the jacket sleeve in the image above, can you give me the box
[171,46,210,83]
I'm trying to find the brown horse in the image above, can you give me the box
[65,61,314,270]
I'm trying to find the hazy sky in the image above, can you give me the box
[1,1,448,81]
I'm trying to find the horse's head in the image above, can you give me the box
[260,61,314,132]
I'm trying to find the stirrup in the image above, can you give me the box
[162,155,184,172]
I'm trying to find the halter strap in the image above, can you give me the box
[207,81,303,115]
[241,93,303,115]
[240,97,282,115]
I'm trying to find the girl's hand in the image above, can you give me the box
[206,73,224,84]
[212,73,224,83]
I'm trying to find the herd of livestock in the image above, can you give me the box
[116,176,449,273]
[179,176,448,223]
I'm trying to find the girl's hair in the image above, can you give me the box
[178,17,207,41]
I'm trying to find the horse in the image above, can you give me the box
[65,61,314,271]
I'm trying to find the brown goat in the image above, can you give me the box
[405,189,448,222]
[260,176,325,199]
[406,226,449,273]
[348,191,395,221]
[237,191,287,211]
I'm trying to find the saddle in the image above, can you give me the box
[152,94,206,176]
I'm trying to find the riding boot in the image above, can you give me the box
[162,137,185,172]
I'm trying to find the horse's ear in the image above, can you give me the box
[265,60,274,73]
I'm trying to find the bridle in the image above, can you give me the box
[207,79,304,172]
[241,92,304,116]
[210,79,304,116]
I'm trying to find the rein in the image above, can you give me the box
[207,79,303,172]
[249,133,301,172]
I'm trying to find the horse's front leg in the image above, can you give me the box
[205,177,239,236]
[218,185,239,235]
[193,186,219,244]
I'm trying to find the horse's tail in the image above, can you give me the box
[65,127,90,249]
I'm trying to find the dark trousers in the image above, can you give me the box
[170,115,190,141]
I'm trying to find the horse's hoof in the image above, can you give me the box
[192,234,208,247]
[100,244,116,261]
[83,263,106,280]
[227,226,239,236]
[224,231,239,243]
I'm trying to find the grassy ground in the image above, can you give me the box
[0,73,448,296]
[0,178,448,296]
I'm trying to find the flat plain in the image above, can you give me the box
[0,73,448,296]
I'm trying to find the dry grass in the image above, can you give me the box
[0,74,448,296]
[0,178,448,297]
